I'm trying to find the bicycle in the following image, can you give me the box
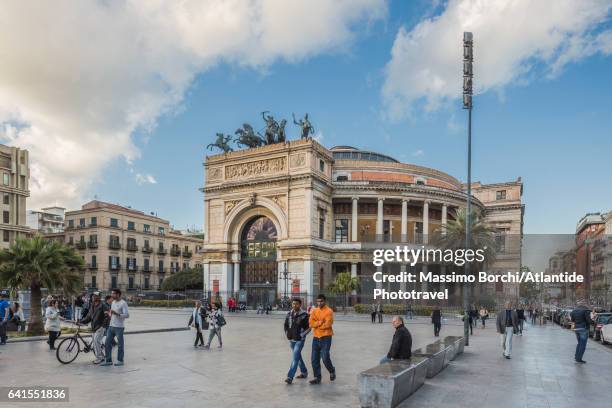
[56,323,106,364]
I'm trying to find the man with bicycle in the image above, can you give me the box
[101,288,129,367]
[79,292,107,364]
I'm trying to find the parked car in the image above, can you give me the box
[560,309,573,328]
[590,312,612,340]
[599,316,612,345]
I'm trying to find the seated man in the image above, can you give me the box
[381,315,412,363]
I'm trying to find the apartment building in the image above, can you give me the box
[27,206,65,233]
[0,144,30,248]
[65,200,203,292]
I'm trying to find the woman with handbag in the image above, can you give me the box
[205,302,225,349]
[188,300,208,348]
[45,299,63,350]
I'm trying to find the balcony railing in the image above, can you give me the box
[88,263,98,270]
[170,249,181,257]
[87,241,98,249]
[76,242,87,250]
[158,267,166,274]
[142,246,153,253]
[183,250,193,258]
[157,248,167,255]
[109,242,121,250]
[88,223,97,227]
[126,266,138,273]
[126,244,138,252]
[109,264,121,271]
[142,266,152,273]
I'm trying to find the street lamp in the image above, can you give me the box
[463,31,474,346]
[282,261,289,305]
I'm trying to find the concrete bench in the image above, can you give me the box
[412,341,448,378]
[441,336,465,364]
[358,356,429,408]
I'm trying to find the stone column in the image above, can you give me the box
[376,266,383,290]
[399,264,407,293]
[221,262,232,297]
[376,197,384,242]
[421,264,428,292]
[203,263,210,294]
[442,204,448,235]
[351,197,359,242]
[351,262,358,296]
[401,199,409,242]
[233,262,240,295]
[423,200,429,244]
[304,260,314,305]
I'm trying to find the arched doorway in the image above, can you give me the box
[240,216,278,306]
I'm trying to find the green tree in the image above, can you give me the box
[160,268,203,291]
[0,235,84,335]
[326,272,360,314]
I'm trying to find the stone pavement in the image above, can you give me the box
[400,321,612,408]
[1,309,611,408]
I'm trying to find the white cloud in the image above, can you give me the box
[0,0,386,210]
[135,173,158,185]
[382,0,612,118]
[412,149,425,157]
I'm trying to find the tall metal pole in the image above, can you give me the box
[463,32,474,346]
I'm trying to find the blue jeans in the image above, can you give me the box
[105,326,124,362]
[287,340,307,379]
[311,336,335,379]
[575,328,588,361]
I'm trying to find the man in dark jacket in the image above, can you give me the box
[79,292,107,364]
[431,306,442,337]
[381,316,412,363]
[496,301,519,359]
[283,298,311,384]
[570,301,593,363]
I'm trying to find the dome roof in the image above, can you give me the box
[330,146,398,163]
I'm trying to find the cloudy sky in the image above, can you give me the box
[0,0,611,233]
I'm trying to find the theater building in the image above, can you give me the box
[201,139,523,306]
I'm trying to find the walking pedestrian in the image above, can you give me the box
[283,298,311,384]
[370,302,377,324]
[44,299,63,350]
[531,308,538,325]
[205,303,224,349]
[10,302,26,332]
[309,294,336,385]
[431,305,442,337]
[74,294,84,321]
[380,316,412,363]
[0,292,10,345]
[405,301,413,320]
[377,301,384,324]
[496,301,519,359]
[479,306,488,329]
[516,305,525,335]
[570,300,593,363]
[79,292,106,364]
[101,288,129,367]
[188,300,207,348]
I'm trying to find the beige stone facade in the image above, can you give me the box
[202,140,524,306]
[0,144,30,248]
[64,201,203,292]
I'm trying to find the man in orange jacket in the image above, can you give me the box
[308,294,336,384]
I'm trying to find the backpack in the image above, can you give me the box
[216,314,227,327]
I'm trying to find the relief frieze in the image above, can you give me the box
[225,157,286,180]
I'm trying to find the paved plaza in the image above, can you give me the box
[2,309,612,407]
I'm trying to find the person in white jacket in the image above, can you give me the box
[45,299,63,350]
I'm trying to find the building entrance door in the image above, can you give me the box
[240,216,278,307]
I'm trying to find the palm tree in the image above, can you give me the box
[433,207,497,268]
[327,272,360,314]
[0,235,84,335]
